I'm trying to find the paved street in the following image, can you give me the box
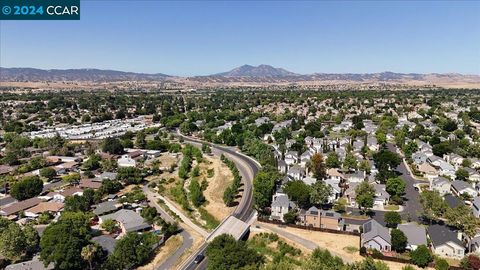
[349,144,424,226]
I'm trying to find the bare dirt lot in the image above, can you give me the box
[270,226,430,270]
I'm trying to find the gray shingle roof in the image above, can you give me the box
[100,209,150,232]
[92,235,117,254]
[427,224,464,248]
[93,200,119,216]
[362,219,391,245]
[398,223,427,246]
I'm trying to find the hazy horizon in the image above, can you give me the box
[1,1,479,76]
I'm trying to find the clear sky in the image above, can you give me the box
[1,1,479,76]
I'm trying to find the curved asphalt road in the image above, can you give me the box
[175,131,261,270]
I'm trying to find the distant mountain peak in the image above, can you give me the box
[213,64,298,77]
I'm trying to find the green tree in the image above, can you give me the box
[384,211,402,228]
[101,219,118,233]
[62,173,81,184]
[284,180,311,208]
[40,167,57,180]
[40,212,92,270]
[434,257,449,270]
[325,152,341,168]
[419,190,447,222]
[343,152,358,171]
[117,167,143,184]
[135,131,147,149]
[373,149,401,183]
[410,245,432,268]
[253,170,276,210]
[189,178,205,207]
[101,137,124,154]
[65,195,91,212]
[106,232,157,270]
[206,234,263,270]
[141,207,159,224]
[283,210,297,224]
[0,222,38,263]
[386,177,406,203]
[444,204,479,238]
[10,175,43,200]
[455,168,469,181]
[390,229,407,252]
[309,181,332,205]
[355,181,375,212]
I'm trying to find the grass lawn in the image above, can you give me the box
[384,204,400,211]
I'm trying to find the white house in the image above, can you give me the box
[430,177,451,196]
[117,154,136,168]
[428,224,465,259]
[270,193,296,222]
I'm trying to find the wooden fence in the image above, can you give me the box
[257,217,361,236]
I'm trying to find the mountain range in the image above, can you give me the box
[1,65,479,89]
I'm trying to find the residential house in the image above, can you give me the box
[92,235,117,255]
[302,176,316,186]
[361,219,392,252]
[96,172,117,180]
[472,197,480,218]
[412,152,428,165]
[25,202,64,218]
[80,179,102,189]
[298,207,343,230]
[285,151,299,166]
[367,136,379,152]
[427,224,465,259]
[324,178,342,203]
[93,200,121,216]
[287,165,305,181]
[5,256,53,270]
[465,168,480,187]
[270,193,296,222]
[99,209,150,234]
[345,171,365,183]
[254,117,270,127]
[53,187,84,202]
[445,194,463,208]
[398,223,428,251]
[430,177,451,196]
[417,163,438,180]
[0,197,42,216]
[451,181,478,198]
[277,160,287,174]
[373,184,389,206]
[345,182,360,207]
[327,168,344,182]
[117,154,137,168]
[343,218,369,233]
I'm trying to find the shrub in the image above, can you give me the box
[410,245,433,268]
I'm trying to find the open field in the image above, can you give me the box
[200,156,235,221]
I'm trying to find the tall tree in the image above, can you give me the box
[10,175,43,200]
[309,181,332,205]
[355,181,375,213]
[309,153,327,180]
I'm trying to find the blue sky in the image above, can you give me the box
[1,1,479,76]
